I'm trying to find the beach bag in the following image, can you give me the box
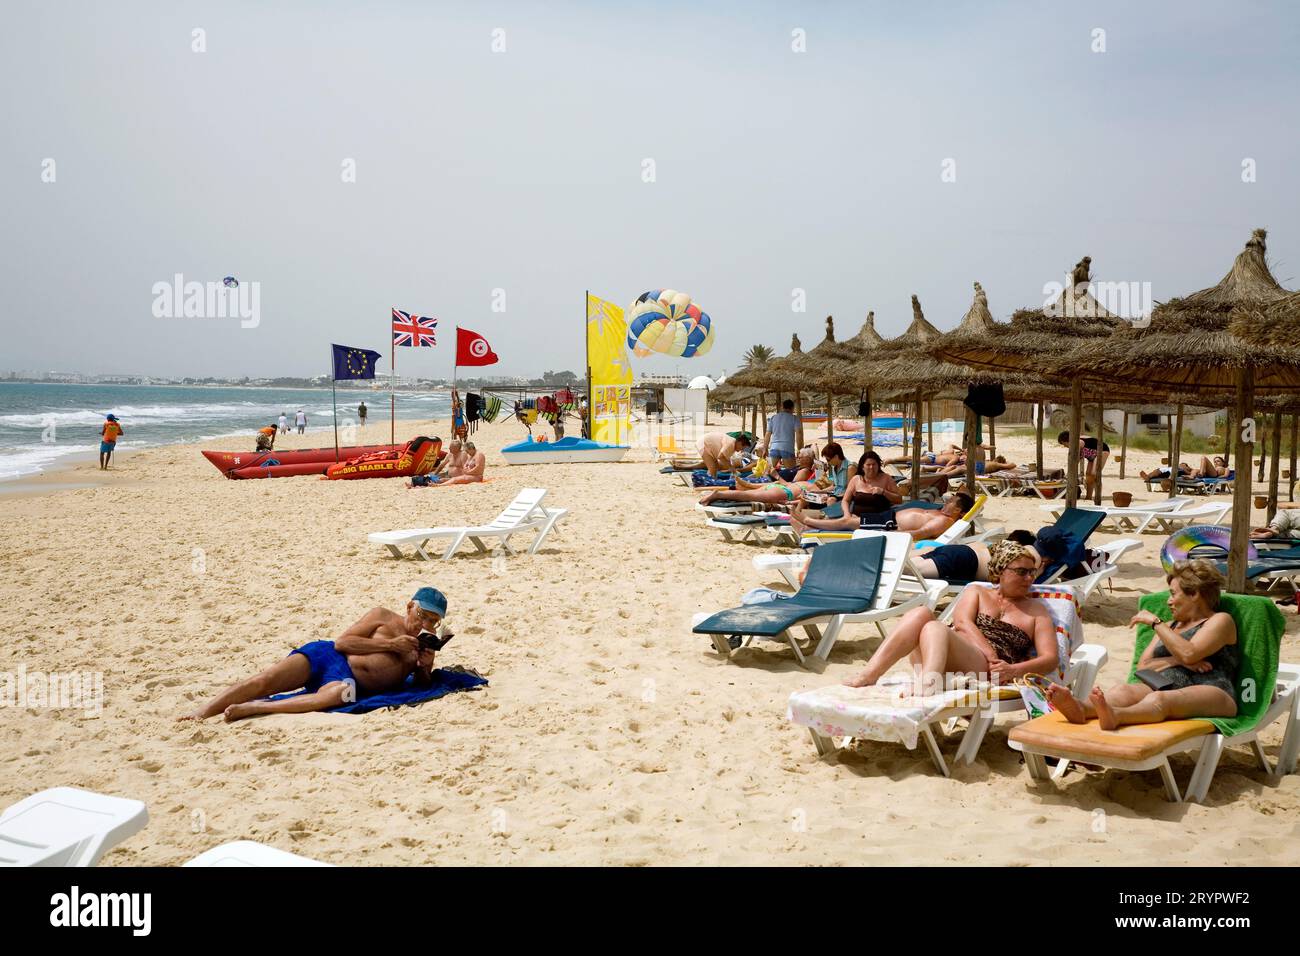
[964,383,1005,419]
[1015,673,1058,719]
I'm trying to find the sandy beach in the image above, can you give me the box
[2,416,1298,866]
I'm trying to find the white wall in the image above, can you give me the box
[1104,408,1219,439]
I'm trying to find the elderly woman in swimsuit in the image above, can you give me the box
[1048,560,1238,730]
[844,541,1058,695]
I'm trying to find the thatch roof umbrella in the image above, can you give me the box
[928,257,1129,507]
[777,315,855,443]
[725,332,811,450]
[808,311,886,445]
[842,295,963,483]
[1056,229,1300,589]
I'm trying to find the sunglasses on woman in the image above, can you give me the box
[1005,566,1037,578]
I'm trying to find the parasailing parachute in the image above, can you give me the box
[625,289,715,358]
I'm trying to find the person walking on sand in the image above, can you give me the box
[179,588,453,722]
[278,412,288,435]
[99,414,123,470]
[358,401,368,428]
[295,408,307,434]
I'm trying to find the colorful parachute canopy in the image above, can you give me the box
[223,276,239,288]
[626,289,715,358]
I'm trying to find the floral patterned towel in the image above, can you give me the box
[787,678,1003,750]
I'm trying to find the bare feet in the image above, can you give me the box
[223,702,261,723]
[1090,686,1118,730]
[699,490,719,505]
[843,670,876,688]
[1047,684,1086,724]
[177,711,205,722]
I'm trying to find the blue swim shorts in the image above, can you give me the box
[289,640,357,694]
[100,441,116,454]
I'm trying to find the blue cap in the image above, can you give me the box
[412,587,447,618]
[106,414,117,421]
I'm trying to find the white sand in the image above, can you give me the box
[1,416,1298,865]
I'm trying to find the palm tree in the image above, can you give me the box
[742,344,775,368]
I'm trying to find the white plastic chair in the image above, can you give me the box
[369,488,565,560]
[0,787,148,866]
[184,840,332,867]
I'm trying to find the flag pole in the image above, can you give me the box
[331,347,339,462]
[390,313,396,445]
[584,290,591,441]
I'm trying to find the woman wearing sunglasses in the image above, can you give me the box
[843,541,1058,694]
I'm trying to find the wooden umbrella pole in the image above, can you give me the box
[790,390,800,450]
[1035,401,1044,480]
[927,400,934,454]
[1268,408,1282,521]
[964,404,977,494]
[826,393,834,444]
[911,390,924,494]
[1228,366,1255,593]
[1290,413,1298,503]
[1119,411,1128,480]
[1258,421,1267,484]
[1169,404,1183,500]
[988,415,996,459]
[863,389,873,451]
[1066,379,1083,509]
[1092,402,1104,505]
[759,392,767,451]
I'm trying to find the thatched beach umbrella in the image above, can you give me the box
[1056,229,1300,589]
[725,332,811,449]
[929,257,1129,507]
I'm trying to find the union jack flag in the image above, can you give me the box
[392,309,438,347]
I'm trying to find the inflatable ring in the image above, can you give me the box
[1160,525,1257,574]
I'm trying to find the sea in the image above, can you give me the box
[0,382,453,481]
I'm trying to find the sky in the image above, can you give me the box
[3,1,1298,380]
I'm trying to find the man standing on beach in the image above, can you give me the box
[278,411,288,434]
[295,408,307,434]
[99,414,123,470]
[766,399,799,469]
[358,402,368,428]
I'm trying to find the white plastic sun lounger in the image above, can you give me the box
[1040,496,1196,534]
[369,488,565,560]
[184,840,333,867]
[0,787,148,866]
[788,584,1104,777]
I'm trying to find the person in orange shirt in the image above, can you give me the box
[255,422,278,452]
[99,414,123,470]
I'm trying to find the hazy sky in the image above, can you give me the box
[3,1,1298,379]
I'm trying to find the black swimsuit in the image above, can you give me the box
[924,545,979,582]
[1151,623,1238,697]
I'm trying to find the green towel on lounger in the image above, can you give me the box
[1128,591,1282,736]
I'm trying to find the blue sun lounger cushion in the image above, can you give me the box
[693,535,886,638]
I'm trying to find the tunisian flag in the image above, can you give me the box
[455,326,499,366]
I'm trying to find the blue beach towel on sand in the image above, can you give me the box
[268,668,488,715]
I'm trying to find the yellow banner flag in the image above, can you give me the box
[587,293,633,445]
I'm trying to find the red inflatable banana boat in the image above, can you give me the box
[202,444,403,480]
[324,436,443,480]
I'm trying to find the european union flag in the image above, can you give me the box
[332,344,381,380]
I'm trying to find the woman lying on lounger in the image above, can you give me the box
[697,450,819,506]
[1047,560,1238,730]
[843,541,1058,695]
